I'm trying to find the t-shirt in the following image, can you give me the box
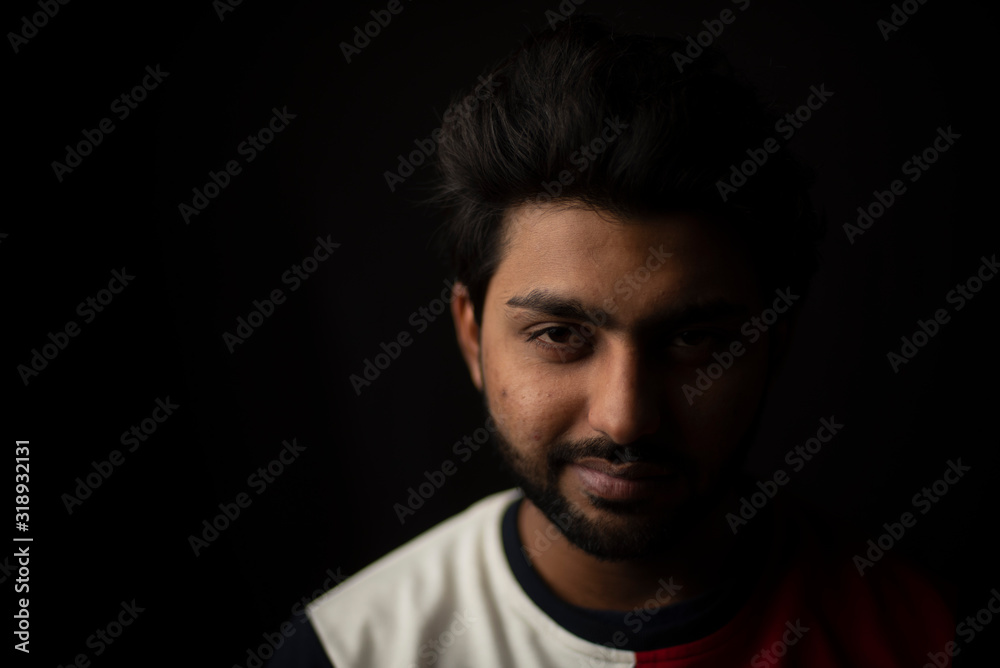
[266,488,955,667]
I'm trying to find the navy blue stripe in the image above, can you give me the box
[501,495,771,652]
[264,616,335,668]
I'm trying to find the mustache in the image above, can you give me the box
[545,436,688,470]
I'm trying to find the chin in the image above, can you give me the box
[529,482,704,562]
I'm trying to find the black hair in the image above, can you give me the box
[430,16,822,326]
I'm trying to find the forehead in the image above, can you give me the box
[487,203,761,322]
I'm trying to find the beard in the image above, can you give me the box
[485,398,753,562]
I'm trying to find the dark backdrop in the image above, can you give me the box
[6,0,998,665]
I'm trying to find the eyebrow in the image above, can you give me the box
[504,288,749,330]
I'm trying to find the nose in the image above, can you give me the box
[587,342,662,445]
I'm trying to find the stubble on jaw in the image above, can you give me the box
[481,386,744,562]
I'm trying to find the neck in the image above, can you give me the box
[517,487,747,611]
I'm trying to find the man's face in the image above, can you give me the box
[454,203,776,561]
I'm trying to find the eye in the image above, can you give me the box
[671,330,716,347]
[531,327,576,345]
[525,325,594,358]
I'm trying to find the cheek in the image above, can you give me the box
[489,376,570,447]
[483,343,579,448]
[670,343,771,460]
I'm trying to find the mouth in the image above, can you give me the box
[569,457,677,501]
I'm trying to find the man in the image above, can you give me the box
[269,16,954,667]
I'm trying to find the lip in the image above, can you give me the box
[570,458,676,501]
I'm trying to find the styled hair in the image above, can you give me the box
[430,16,822,326]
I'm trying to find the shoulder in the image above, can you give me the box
[768,494,956,663]
[305,489,521,667]
[779,494,954,601]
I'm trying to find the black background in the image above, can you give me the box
[5,0,998,665]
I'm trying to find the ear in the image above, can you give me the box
[450,281,483,391]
